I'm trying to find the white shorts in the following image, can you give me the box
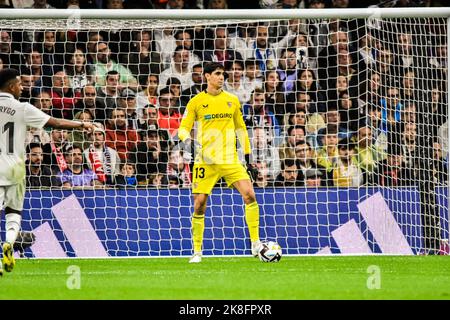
[0,181,25,211]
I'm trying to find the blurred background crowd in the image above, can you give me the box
[0,0,447,189]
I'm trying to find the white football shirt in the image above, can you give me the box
[0,92,50,186]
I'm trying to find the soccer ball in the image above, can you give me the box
[258,241,282,262]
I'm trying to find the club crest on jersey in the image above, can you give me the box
[227,102,232,108]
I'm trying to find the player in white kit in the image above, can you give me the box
[0,68,94,275]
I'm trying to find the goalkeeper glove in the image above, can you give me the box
[245,154,258,182]
[180,138,193,163]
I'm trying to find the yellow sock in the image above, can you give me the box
[245,201,260,242]
[192,212,205,253]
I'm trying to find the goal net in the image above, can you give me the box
[4,9,449,257]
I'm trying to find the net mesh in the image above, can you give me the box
[2,14,447,257]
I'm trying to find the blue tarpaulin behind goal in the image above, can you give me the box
[12,187,449,257]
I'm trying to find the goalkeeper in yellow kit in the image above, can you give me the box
[178,62,261,263]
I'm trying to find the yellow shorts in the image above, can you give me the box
[192,163,250,195]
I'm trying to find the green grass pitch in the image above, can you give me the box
[0,256,449,300]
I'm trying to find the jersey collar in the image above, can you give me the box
[0,92,14,99]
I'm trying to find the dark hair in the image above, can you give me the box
[287,125,306,136]
[166,77,181,86]
[159,87,171,96]
[203,62,224,75]
[338,138,356,150]
[225,59,244,71]
[281,159,297,170]
[173,45,189,57]
[244,59,258,68]
[106,70,120,80]
[0,68,19,90]
[26,142,43,154]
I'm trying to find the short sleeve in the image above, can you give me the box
[24,103,51,129]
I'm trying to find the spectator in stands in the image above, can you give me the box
[380,85,403,133]
[305,168,324,187]
[115,162,138,187]
[84,123,121,185]
[166,77,183,111]
[249,127,281,180]
[67,110,94,151]
[159,45,193,93]
[202,26,243,64]
[59,144,102,188]
[402,121,417,167]
[354,123,386,184]
[315,103,351,147]
[166,147,191,188]
[243,88,281,146]
[279,125,306,162]
[318,29,354,90]
[26,49,43,85]
[263,69,286,122]
[105,108,140,162]
[375,47,396,80]
[181,63,205,107]
[154,27,176,70]
[0,30,24,71]
[331,0,349,8]
[85,31,104,65]
[19,70,34,103]
[137,73,159,114]
[30,0,55,8]
[42,128,69,174]
[207,0,228,9]
[242,59,263,95]
[38,30,65,82]
[93,41,138,88]
[291,69,326,112]
[129,128,168,183]
[174,29,201,67]
[373,143,414,186]
[358,34,376,70]
[394,32,420,69]
[65,47,92,94]
[332,139,363,187]
[136,104,169,139]
[286,109,307,127]
[50,69,80,119]
[25,143,61,188]
[427,87,447,137]
[32,91,58,118]
[315,124,339,173]
[96,70,121,110]
[125,30,161,87]
[280,0,299,8]
[157,87,181,138]
[117,88,139,130]
[253,161,269,188]
[432,139,448,185]
[273,159,302,187]
[224,60,248,105]
[277,48,298,98]
[295,139,328,186]
[73,84,102,122]
[106,0,124,8]
[245,24,277,72]
[338,91,360,132]
[364,71,382,106]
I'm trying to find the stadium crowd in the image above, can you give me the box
[0,0,447,189]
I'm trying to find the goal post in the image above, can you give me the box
[3,7,449,257]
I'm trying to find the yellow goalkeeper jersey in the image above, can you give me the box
[178,90,251,165]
